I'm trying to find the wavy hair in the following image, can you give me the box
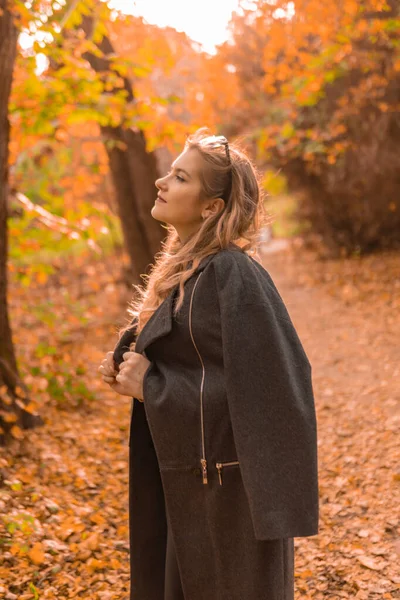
[118,127,270,342]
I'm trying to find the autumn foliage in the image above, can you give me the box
[220,0,400,253]
[8,0,400,256]
[0,1,399,598]
[1,0,398,440]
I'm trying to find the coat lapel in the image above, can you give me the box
[134,252,217,355]
[134,288,177,355]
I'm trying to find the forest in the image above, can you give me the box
[0,0,399,598]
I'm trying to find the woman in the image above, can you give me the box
[98,128,319,600]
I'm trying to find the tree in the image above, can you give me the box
[55,1,168,282]
[0,0,42,444]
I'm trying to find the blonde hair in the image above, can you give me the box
[118,127,270,340]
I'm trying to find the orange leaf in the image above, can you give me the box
[90,512,106,525]
[29,542,45,565]
[10,425,24,440]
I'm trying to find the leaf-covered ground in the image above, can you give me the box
[260,241,400,599]
[1,242,399,599]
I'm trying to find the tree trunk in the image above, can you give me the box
[0,2,42,444]
[80,15,165,283]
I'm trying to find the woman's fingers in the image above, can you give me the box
[98,364,115,376]
[99,350,148,399]
[98,351,118,376]
[106,351,116,367]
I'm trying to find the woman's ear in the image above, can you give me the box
[201,197,225,219]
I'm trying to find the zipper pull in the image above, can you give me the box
[216,463,223,486]
[200,458,208,484]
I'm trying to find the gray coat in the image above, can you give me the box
[113,245,319,599]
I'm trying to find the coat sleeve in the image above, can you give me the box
[216,256,319,540]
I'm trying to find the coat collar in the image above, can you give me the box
[134,252,214,354]
[134,245,242,354]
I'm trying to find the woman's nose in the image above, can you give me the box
[155,176,167,190]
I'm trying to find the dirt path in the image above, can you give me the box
[260,242,400,599]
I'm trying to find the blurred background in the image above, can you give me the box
[0,1,399,598]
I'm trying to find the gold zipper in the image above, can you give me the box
[215,461,240,486]
[189,271,208,484]
[189,271,241,487]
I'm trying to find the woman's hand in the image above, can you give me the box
[98,350,150,401]
[98,351,118,384]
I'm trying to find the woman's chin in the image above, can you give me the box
[151,204,169,223]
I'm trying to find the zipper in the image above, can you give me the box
[189,270,241,487]
[189,271,208,484]
[215,461,240,486]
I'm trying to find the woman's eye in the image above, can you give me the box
[165,170,184,182]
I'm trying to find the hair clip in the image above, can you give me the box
[199,135,232,165]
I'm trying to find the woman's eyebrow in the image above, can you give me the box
[171,165,192,179]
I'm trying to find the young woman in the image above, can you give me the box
[98,128,319,600]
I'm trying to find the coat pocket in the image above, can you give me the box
[215,460,240,486]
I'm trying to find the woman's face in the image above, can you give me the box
[153,147,223,242]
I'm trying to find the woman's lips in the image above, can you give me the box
[156,196,167,203]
